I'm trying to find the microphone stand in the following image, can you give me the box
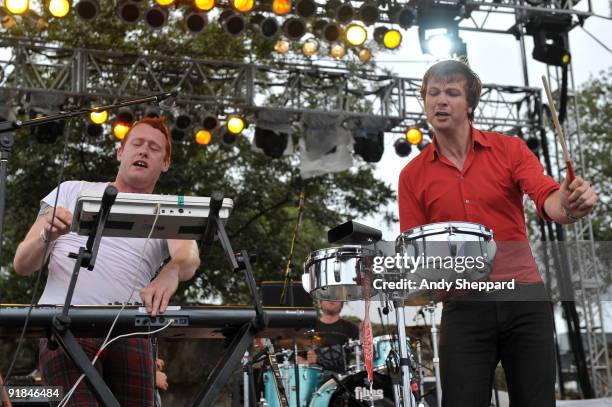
[49,185,120,407]
[0,90,177,261]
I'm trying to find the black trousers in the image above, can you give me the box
[439,286,556,407]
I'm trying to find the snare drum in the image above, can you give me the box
[302,245,377,301]
[395,222,496,304]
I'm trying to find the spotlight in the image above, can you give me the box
[6,0,29,15]
[353,131,384,163]
[251,14,279,38]
[394,137,412,157]
[330,42,346,59]
[326,0,353,25]
[525,14,572,66]
[113,121,130,140]
[89,110,108,124]
[227,115,247,134]
[195,129,213,145]
[274,38,290,53]
[302,38,319,56]
[322,22,342,42]
[30,108,65,143]
[145,6,169,29]
[116,108,135,125]
[220,10,246,36]
[172,111,192,140]
[424,32,453,58]
[295,0,316,18]
[117,0,141,24]
[185,10,208,33]
[405,127,422,145]
[155,0,175,5]
[202,113,219,131]
[358,48,372,63]
[282,17,306,40]
[86,123,103,138]
[255,127,288,158]
[48,0,70,18]
[75,0,99,20]
[389,6,414,29]
[272,0,291,15]
[344,24,367,47]
[194,0,215,11]
[383,29,401,49]
[2,15,17,29]
[418,7,467,58]
[417,139,431,151]
[221,129,237,145]
[231,0,254,13]
[358,2,378,26]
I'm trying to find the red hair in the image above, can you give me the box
[121,117,172,161]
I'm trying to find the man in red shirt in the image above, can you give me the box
[398,60,597,407]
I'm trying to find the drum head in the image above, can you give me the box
[328,371,394,406]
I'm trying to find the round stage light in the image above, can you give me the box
[227,115,246,134]
[383,29,402,49]
[272,0,291,15]
[195,129,212,145]
[345,24,367,47]
[195,0,215,11]
[49,0,70,17]
[231,0,254,13]
[358,48,372,63]
[6,0,29,15]
[113,122,130,140]
[89,110,108,124]
[394,138,412,157]
[405,127,422,145]
[302,39,319,56]
[330,43,346,59]
[427,34,452,58]
[274,38,290,54]
[155,0,175,6]
[562,53,571,65]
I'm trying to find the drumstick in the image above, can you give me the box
[541,75,575,183]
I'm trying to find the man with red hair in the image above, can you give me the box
[14,117,201,406]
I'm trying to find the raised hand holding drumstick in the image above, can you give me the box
[541,75,597,222]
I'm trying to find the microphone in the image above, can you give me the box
[158,90,178,112]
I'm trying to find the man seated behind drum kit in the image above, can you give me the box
[398,60,597,407]
[298,300,359,376]
[13,117,201,406]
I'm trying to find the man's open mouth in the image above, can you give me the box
[133,160,148,168]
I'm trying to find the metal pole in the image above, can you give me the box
[427,305,442,407]
[243,351,250,407]
[394,300,414,406]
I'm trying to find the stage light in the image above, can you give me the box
[302,38,319,56]
[113,122,130,140]
[255,127,288,158]
[394,137,412,157]
[6,0,29,15]
[344,24,366,47]
[145,107,160,118]
[295,0,315,18]
[171,112,192,141]
[389,6,414,29]
[272,0,291,15]
[75,0,99,20]
[48,0,71,18]
[231,0,254,13]
[251,14,279,38]
[354,131,384,162]
[2,15,17,29]
[274,38,290,53]
[116,108,134,125]
[155,0,175,6]
[525,14,572,66]
[86,123,103,138]
[383,29,401,49]
[417,139,431,151]
[220,10,246,36]
[326,0,353,25]
[330,43,346,59]
[418,6,467,58]
[358,2,378,26]
[185,10,207,33]
[358,48,372,63]
[282,17,306,40]
[195,0,215,11]
[526,136,540,156]
[195,129,212,145]
[322,22,341,42]
[145,6,168,29]
[117,0,140,23]
[227,115,246,134]
[405,127,422,145]
[89,110,108,124]
[30,108,66,143]
[202,113,219,131]
[426,32,452,58]
[221,129,237,145]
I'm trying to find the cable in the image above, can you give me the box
[579,26,612,55]
[57,320,175,407]
[3,117,73,384]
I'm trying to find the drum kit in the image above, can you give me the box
[254,221,497,407]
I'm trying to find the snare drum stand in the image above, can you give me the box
[424,303,442,407]
[393,300,416,407]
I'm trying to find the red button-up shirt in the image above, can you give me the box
[398,128,559,283]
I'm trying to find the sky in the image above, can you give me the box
[341,1,612,328]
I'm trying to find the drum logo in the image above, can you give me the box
[355,387,384,401]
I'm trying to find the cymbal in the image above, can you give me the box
[276,331,348,349]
